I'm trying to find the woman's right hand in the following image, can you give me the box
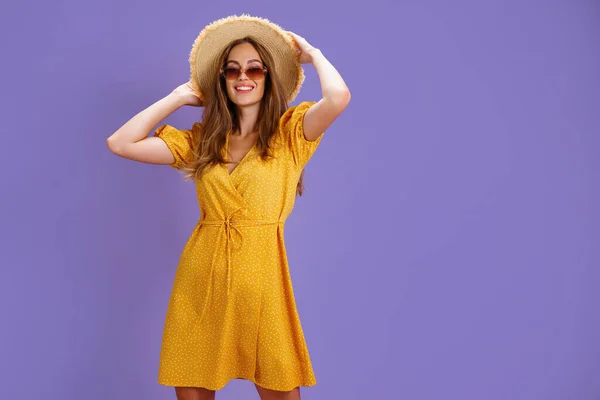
[172,81,204,107]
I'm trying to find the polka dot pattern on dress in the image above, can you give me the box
[153,101,323,391]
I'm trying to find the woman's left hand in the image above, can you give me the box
[287,31,319,64]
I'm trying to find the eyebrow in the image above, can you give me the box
[226,59,263,66]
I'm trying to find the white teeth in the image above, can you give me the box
[236,86,253,91]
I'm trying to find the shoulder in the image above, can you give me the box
[155,121,203,138]
[187,121,204,146]
[279,101,318,128]
[191,121,204,137]
[154,121,204,153]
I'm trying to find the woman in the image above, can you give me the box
[107,15,350,400]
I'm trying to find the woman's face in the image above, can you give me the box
[223,42,267,108]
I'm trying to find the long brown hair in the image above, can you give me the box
[179,37,308,196]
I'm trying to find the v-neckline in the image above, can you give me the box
[224,132,257,176]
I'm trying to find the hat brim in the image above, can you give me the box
[189,14,305,103]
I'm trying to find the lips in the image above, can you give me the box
[234,83,255,93]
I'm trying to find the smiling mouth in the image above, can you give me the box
[235,85,255,93]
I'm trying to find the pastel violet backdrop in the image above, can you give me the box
[1,1,598,399]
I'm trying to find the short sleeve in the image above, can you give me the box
[279,101,323,167]
[154,122,202,169]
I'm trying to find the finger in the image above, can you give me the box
[288,31,302,41]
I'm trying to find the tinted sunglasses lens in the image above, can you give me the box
[223,67,240,80]
[246,67,266,80]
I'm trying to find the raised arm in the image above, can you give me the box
[106,82,203,165]
[287,32,351,141]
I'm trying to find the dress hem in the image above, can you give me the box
[158,375,317,392]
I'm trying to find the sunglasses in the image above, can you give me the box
[220,65,268,81]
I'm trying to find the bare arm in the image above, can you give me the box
[287,32,351,141]
[106,82,203,165]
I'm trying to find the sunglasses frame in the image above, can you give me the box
[220,65,268,81]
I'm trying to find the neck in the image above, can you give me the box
[235,103,261,136]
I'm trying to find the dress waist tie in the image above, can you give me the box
[197,210,283,323]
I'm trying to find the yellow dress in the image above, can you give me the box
[153,101,322,391]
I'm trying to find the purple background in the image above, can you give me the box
[1,1,599,399]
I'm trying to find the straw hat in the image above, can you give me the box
[189,14,305,103]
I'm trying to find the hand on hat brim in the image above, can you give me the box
[287,31,318,64]
[172,81,204,107]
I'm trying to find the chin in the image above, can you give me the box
[229,93,263,107]
[236,99,262,108]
